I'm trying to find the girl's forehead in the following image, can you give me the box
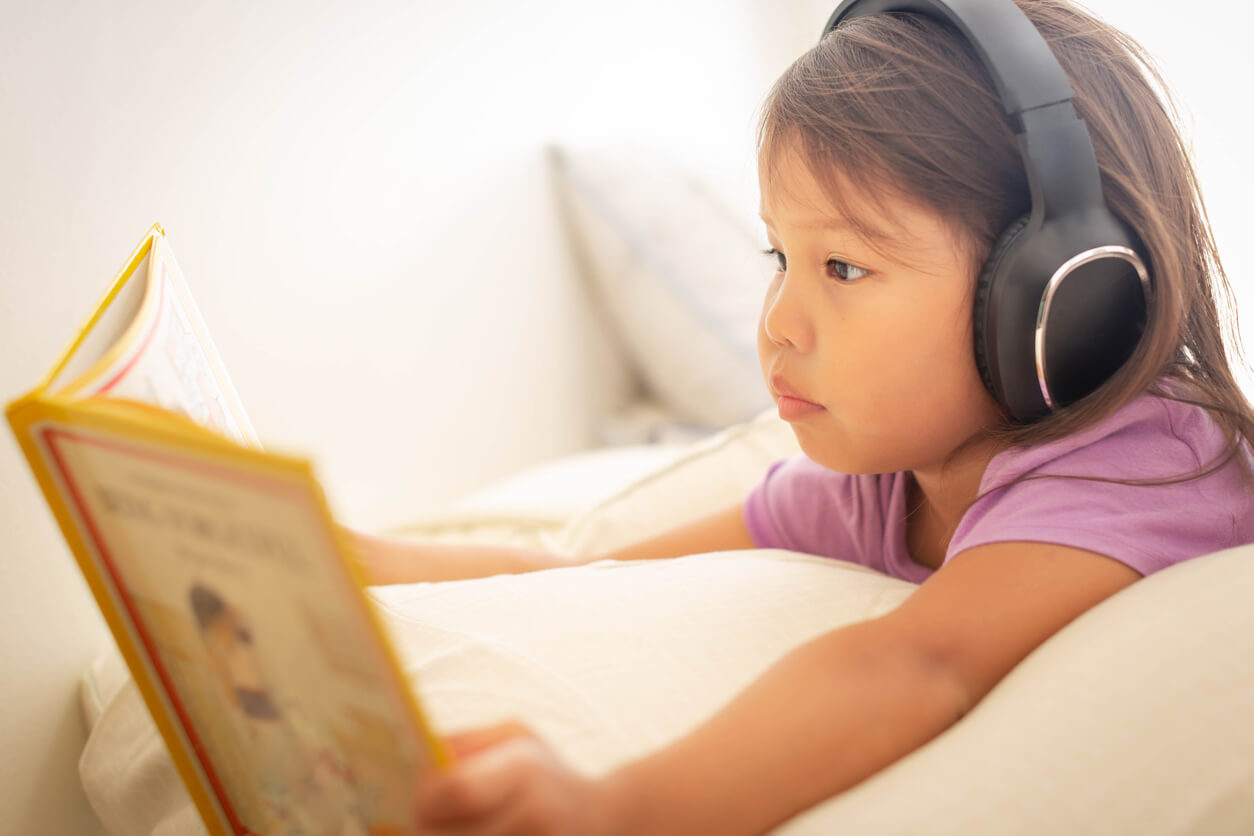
[757,140,973,272]
[757,144,842,220]
[759,141,899,233]
[758,151,901,242]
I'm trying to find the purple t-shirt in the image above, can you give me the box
[744,390,1254,582]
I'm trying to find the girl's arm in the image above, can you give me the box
[602,540,1141,835]
[348,503,756,585]
[415,540,1140,835]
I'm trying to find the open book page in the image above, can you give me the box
[47,230,257,447]
[33,412,435,835]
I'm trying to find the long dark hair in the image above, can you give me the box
[758,0,1253,473]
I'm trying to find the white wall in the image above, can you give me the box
[0,2,775,833]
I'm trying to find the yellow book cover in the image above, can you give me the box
[7,226,449,836]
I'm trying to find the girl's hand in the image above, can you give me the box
[414,722,625,836]
[340,527,421,586]
[339,526,575,586]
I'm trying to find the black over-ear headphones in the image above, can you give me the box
[823,0,1151,423]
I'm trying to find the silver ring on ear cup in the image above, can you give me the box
[973,215,1031,402]
[1034,244,1151,409]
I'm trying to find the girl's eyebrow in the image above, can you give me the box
[760,211,934,270]
[759,211,854,234]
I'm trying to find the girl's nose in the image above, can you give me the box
[761,272,813,351]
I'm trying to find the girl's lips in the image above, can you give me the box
[770,374,819,405]
[777,395,825,421]
[770,375,824,420]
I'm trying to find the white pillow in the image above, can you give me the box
[556,406,800,558]
[369,550,916,779]
[549,145,772,429]
[82,545,1254,836]
[370,544,1254,836]
[383,441,696,550]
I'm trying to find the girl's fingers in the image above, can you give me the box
[443,720,536,760]
[416,728,543,827]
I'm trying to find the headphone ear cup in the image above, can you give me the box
[973,214,1031,401]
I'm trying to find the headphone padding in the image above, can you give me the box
[973,214,1031,399]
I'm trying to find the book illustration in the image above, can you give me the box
[185,581,370,835]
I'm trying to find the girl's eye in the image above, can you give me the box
[763,247,786,273]
[828,259,868,282]
[763,248,868,283]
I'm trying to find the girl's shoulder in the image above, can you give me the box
[956,386,1254,576]
[983,385,1245,489]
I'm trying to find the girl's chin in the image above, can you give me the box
[794,431,900,476]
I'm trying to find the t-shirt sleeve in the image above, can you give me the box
[743,455,886,565]
[744,457,814,553]
[947,396,1254,576]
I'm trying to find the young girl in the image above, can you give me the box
[354,0,1254,832]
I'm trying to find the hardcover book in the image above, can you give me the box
[7,225,448,836]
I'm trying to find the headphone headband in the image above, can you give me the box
[823,0,1074,127]
[823,0,1108,219]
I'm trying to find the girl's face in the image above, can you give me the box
[757,142,1003,476]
